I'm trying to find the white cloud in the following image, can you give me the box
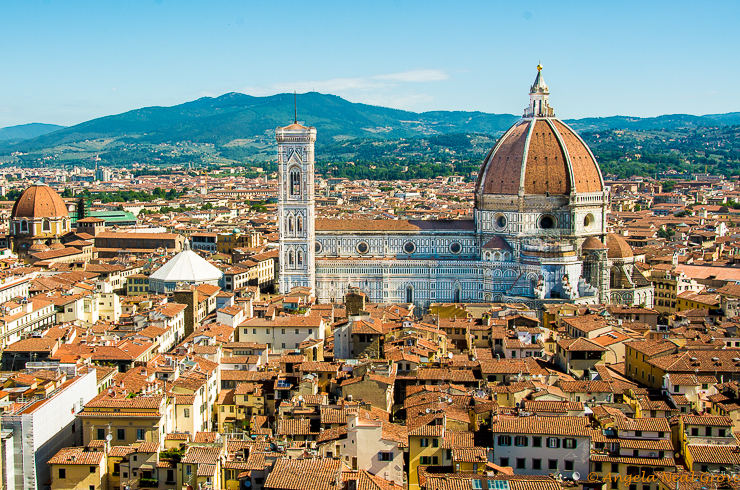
[373,69,449,83]
[239,69,449,109]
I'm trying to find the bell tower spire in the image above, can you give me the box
[524,63,554,118]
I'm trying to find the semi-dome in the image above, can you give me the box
[606,233,634,259]
[11,182,69,219]
[475,66,604,199]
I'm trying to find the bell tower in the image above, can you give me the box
[277,119,317,296]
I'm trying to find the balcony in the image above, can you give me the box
[140,478,159,487]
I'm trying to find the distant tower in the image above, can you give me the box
[277,117,317,296]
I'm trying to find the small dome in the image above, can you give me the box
[11,183,69,220]
[28,244,49,253]
[606,233,634,259]
[582,236,606,251]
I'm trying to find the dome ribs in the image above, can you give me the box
[553,120,603,194]
[480,121,529,195]
[523,120,569,196]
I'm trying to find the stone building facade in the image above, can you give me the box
[278,67,653,311]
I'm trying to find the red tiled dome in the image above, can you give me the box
[11,183,69,219]
[475,118,603,197]
[582,236,606,250]
[606,233,634,259]
[475,67,603,202]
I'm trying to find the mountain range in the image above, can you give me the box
[0,123,65,144]
[2,92,739,153]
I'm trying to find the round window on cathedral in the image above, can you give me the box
[315,241,322,254]
[539,215,555,229]
[450,242,462,254]
[495,214,507,230]
[583,213,595,231]
[403,242,416,254]
[356,241,369,255]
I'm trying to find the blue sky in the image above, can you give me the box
[0,0,737,127]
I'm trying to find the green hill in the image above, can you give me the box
[4,92,740,153]
[0,123,65,143]
[3,92,519,152]
[3,92,740,180]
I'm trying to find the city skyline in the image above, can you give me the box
[1,0,738,127]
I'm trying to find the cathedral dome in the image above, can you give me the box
[11,182,69,219]
[606,233,634,259]
[475,66,604,200]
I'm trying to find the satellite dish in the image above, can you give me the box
[572,472,581,481]
[106,434,113,442]
[244,481,252,488]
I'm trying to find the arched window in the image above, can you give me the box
[20,220,28,233]
[290,168,301,196]
[610,266,622,289]
[42,219,50,232]
[297,216,303,234]
[406,286,413,304]
[288,216,294,234]
[288,250,294,267]
[297,251,303,266]
[454,288,461,303]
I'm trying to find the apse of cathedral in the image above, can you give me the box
[278,66,653,310]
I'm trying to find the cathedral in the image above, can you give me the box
[277,67,653,311]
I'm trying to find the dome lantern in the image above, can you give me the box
[524,63,554,118]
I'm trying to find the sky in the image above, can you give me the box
[0,0,738,128]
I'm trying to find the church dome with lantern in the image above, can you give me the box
[475,66,604,202]
[473,65,608,243]
[9,182,73,258]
